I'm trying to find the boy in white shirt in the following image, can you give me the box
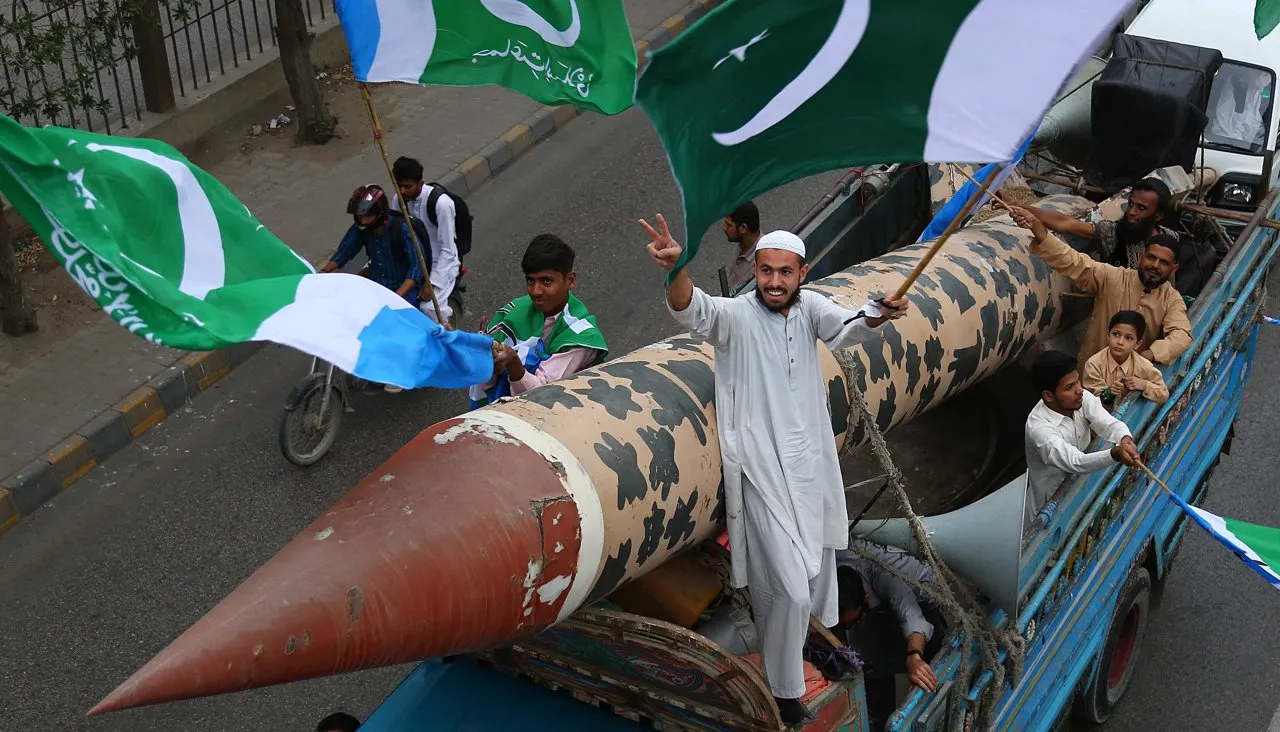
[391,156,462,326]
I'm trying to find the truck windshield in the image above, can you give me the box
[1204,61,1275,155]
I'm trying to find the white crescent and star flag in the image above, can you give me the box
[0,115,494,390]
[636,0,1133,276]
[335,0,637,115]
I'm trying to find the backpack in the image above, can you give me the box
[424,182,474,258]
[386,209,433,276]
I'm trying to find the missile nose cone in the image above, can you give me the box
[90,412,604,714]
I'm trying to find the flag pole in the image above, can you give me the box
[1134,458,1174,494]
[892,162,1004,300]
[957,166,1016,212]
[357,82,446,326]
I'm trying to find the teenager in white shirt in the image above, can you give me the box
[391,156,461,326]
[1024,350,1140,526]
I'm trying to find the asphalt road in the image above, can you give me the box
[0,106,848,731]
[4,105,1280,731]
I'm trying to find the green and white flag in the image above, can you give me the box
[1167,488,1280,591]
[0,115,493,389]
[1258,0,1280,40]
[337,0,637,115]
[636,0,1131,274]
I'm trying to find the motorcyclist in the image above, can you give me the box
[321,184,427,394]
[321,184,425,307]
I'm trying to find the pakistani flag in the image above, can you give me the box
[336,0,637,115]
[1259,0,1280,40]
[0,115,494,389]
[637,0,1131,275]
[1166,489,1280,591]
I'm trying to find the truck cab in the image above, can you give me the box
[1125,0,1280,212]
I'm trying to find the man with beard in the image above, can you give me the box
[1010,206,1193,367]
[640,214,908,726]
[722,200,762,293]
[1022,177,1176,269]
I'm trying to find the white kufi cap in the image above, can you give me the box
[754,230,806,259]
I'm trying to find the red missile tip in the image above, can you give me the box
[89,414,590,714]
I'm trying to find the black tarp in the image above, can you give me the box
[1085,34,1224,193]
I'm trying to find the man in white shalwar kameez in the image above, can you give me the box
[640,214,909,725]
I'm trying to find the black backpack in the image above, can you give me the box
[386,209,433,276]
[424,182,474,258]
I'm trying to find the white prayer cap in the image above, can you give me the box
[754,230,806,259]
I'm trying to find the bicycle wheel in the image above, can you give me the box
[278,376,344,466]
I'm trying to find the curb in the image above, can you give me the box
[0,341,262,533]
[0,0,721,537]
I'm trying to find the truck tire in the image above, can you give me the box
[1073,565,1152,724]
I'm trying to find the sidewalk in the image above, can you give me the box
[0,0,720,533]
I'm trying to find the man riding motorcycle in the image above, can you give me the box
[321,184,429,393]
[321,184,426,306]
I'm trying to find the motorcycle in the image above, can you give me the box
[277,268,468,467]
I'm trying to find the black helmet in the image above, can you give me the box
[347,184,389,229]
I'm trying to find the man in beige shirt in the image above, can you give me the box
[1009,207,1192,366]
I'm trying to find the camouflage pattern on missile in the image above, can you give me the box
[91,167,1197,714]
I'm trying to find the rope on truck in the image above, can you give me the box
[832,349,1026,730]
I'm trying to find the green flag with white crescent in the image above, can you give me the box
[0,115,493,389]
[636,0,1131,275]
[338,0,638,115]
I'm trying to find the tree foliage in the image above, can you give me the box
[0,0,197,127]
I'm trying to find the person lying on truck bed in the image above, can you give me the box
[1025,351,1140,526]
[642,213,908,728]
[833,544,946,731]
[1082,310,1170,408]
[1022,177,1176,270]
[1010,206,1193,367]
[468,235,607,409]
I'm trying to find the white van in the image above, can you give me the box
[1127,0,1280,210]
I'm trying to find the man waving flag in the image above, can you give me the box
[637,0,1132,276]
[336,0,637,115]
[0,115,494,390]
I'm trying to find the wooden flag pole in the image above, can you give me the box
[357,82,446,326]
[892,162,1004,300]
[957,166,1017,212]
[1134,458,1174,494]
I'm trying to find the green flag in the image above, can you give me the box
[636,0,1130,275]
[1258,0,1280,39]
[339,0,638,115]
[0,115,494,388]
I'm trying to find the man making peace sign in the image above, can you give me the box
[640,213,908,725]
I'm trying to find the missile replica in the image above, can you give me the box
[90,171,1192,713]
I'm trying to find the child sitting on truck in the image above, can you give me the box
[1082,310,1170,408]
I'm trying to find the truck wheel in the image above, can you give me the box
[1073,565,1152,724]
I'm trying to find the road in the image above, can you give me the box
[4,106,1280,732]
[0,106,848,731]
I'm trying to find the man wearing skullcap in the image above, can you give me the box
[640,214,909,726]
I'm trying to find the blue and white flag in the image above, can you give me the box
[0,114,495,390]
[918,129,1036,243]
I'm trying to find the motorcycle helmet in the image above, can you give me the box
[347,184,389,229]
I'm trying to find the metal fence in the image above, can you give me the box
[161,0,331,97]
[0,0,336,135]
